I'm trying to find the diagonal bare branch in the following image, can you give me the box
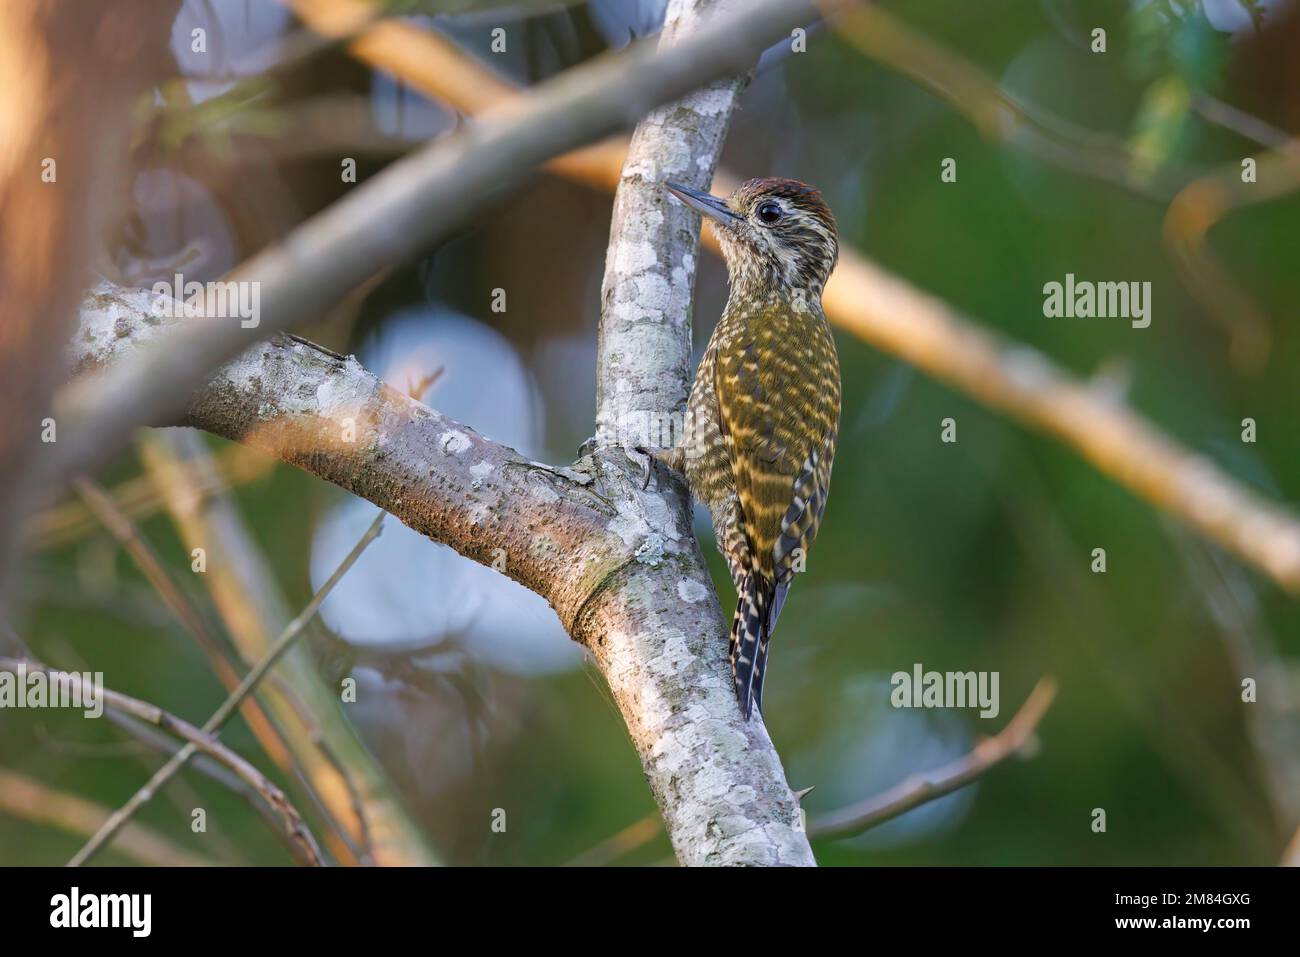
[62,509,387,866]
[48,0,836,488]
[70,283,622,628]
[70,475,299,776]
[810,678,1058,839]
[0,656,323,867]
[326,6,1300,597]
[136,428,437,866]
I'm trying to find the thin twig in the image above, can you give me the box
[268,673,374,865]
[137,429,427,865]
[0,656,324,866]
[10,620,259,861]
[566,811,664,867]
[100,706,287,865]
[1164,522,1300,834]
[1192,93,1295,151]
[1163,144,1300,370]
[809,677,1057,839]
[302,0,1300,598]
[0,768,213,867]
[30,444,271,550]
[9,622,247,861]
[63,509,385,867]
[52,0,839,481]
[579,677,1059,862]
[70,475,297,773]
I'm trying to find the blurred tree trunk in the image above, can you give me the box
[0,0,178,610]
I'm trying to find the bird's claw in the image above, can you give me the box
[632,444,656,491]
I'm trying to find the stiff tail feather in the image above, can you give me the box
[731,574,789,719]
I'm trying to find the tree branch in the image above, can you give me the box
[567,676,1057,863]
[809,678,1057,839]
[71,284,620,628]
[0,768,213,868]
[589,0,816,866]
[0,657,323,866]
[327,6,1300,597]
[65,508,386,866]
[136,428,435,866]
[29,443,272,550]
[72,269,815,864]
[70,475,300,778]
[48,0,832,486]
[0,1,179,611]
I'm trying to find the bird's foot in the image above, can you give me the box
[629,444,656,491]
[630,444,685,491]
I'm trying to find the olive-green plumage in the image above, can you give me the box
[662,177,841,719]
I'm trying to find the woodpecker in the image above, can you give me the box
[656,177,841,720]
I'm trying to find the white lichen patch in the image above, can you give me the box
[687,85,735,118]
[646,631,694,679]
[671,248,697,288]
[651,713,746,786]
[723,785,758,806]
[640,494,681,544]
[439,430,472,455]
[73,284,179,367]
[214,347,272,397]
[314,372,361,412]
[631,272,673,315]
[635,533,666,566]
[606,507,653,548]
[643,124,694,173]
[469,460,494,489]
[611,238,661,277]
[677,579,708,603]
[607,323,681,383]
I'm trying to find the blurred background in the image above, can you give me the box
[2,0,1298,866]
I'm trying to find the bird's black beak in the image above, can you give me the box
[663,181,742,227]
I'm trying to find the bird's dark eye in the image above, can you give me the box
[757,202,783,225]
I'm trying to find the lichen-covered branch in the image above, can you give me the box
[71,284,620,628]
[326,6,1300,598]
[56,0,832,867]
[595,1,744,444]
[590,0,816,866]
[49,0,827,486]
[73,281,814,864]
[569,451,816,865]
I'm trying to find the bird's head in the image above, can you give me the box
[664,176,839,303]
